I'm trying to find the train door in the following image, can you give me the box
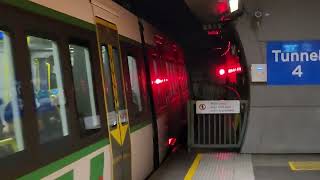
[95,18,131,180]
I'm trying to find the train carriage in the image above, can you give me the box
[0,0,189,180]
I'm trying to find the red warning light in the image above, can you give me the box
[216,64,242,84]
[155,78,163,84]
[168,137,177,146]
[152,78,168,85]
[227,66,242,74]
[215,1,230,14]
[208,30,221,36]
[219,69,226,76]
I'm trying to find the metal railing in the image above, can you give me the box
[187,100,248,149]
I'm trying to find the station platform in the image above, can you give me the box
[149,148,320,180]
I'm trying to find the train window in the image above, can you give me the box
[27,36,69,143]
[0,30,24,157]
[127,56,142,112]
[112,48,125,109]
[69,44,101,131]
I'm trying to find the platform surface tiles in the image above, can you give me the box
[149,150,320,180]
[191,153,254,180]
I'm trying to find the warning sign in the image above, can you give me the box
[196,100,240,114]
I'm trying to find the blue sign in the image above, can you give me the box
[267,40,320,85]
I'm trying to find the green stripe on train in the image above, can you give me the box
[1,0,96,31]
[18,139,109,180]
[56,171,74,180]
[90,153,105,180]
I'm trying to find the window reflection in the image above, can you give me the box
[28,36,69,143]
[69,44,100,131]
[127,56,142,112]
[0,30,24,157]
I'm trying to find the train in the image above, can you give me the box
[0,0,189,179]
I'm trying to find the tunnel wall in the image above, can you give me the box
[236,0,320,153]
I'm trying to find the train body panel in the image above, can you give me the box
[30,0,95,23]
[92,0,141,43]
[130,124,154,180]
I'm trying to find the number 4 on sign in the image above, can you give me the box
[292,65,303,77]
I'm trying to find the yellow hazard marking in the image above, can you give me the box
[119,124,128,145]
[110,127,122,145]
[289,161,320,171]
[184,154,202,180]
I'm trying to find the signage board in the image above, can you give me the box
[196,100,240,114]
[267,41,320,85]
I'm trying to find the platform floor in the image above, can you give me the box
[149,149,320,180]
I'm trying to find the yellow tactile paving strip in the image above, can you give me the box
[184,154,202,180]
[184,153,255,180]
[289,161,320,171]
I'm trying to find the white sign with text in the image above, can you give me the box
[196,100,240,114]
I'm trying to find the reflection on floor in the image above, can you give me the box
[148,148,320,180]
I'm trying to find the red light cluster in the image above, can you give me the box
[148,34,189,113]
[215,50,243,84]
[154,34,164,45]
[217,66,242,76]
[152,78,169,85]
[227,67,242,74]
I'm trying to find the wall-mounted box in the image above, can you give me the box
[251,64,267,82]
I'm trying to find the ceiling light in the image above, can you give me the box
[229,0,239,13]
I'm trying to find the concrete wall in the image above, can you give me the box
[236,0,320,153]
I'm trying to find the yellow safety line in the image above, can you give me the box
[184,154,202,180]
[288,162,297,171]
[289,161,320,171]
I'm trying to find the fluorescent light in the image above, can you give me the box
[229,0,239,12]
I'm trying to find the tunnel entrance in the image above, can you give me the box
[189,26,249,101]
[187,25,250,151]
